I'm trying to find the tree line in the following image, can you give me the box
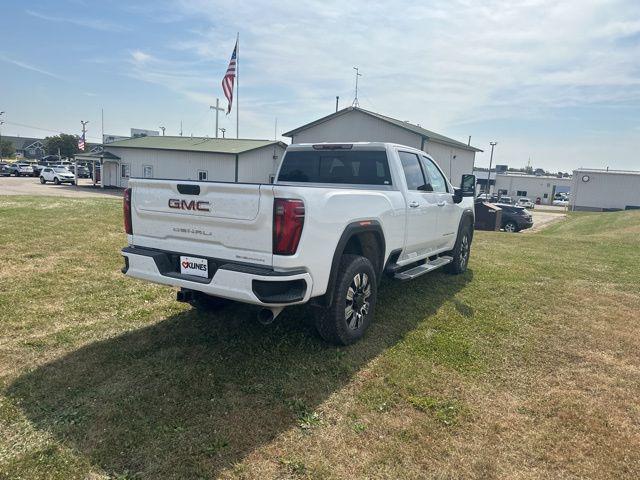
[0,134,83,159]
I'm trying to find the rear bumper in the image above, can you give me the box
[121,246,312,307]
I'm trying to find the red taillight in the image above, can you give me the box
[273,198,305,255]
[123,188,133,234]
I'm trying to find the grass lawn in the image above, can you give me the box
[1,196,639,479]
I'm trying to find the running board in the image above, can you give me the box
[394,256,453,281]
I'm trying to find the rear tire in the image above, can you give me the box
[445,221,472,274]
[188,292,232,311]
[315,254,377,345]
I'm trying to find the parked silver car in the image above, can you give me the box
[6,163,34,177]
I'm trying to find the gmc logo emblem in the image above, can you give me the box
[168,199,211,212]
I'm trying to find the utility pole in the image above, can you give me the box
[219,127,226,139]
[352,67,362,107]
[0,111,4,162]
[80,120,89,156]
[159,126,166,136]
[210,99,224,138]
[487,141,497,197]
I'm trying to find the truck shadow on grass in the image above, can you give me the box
[8,270,473,478]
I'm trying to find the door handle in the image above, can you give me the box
[437,201,446,207]
[409,201,420,208]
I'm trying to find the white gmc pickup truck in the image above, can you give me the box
[121,142,476,344]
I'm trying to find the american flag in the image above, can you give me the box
[78,136,85,151]
[222,40,237,114]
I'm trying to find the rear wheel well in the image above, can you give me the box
[313,224,386,308]
[342,231,383,275]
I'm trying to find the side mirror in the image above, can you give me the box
[453,174,476,203]
[461,174,476,196]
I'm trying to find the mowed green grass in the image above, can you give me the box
[0,196,639,479]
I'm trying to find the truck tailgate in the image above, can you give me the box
[129,179,274,266]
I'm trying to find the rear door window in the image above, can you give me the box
[398,152,428,191]
[278,150,391,185]
[421,156,448,193]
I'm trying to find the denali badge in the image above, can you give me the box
[168,199,210,212]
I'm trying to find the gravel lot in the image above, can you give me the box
[0,176,121,198]
[527,209,566,232]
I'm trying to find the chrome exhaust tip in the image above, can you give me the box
[257,306,284,325]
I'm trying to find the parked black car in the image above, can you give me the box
[494,203,533,232]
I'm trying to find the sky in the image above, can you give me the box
[1,0,639,172]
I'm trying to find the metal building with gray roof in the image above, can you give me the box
[283,106,482,184]
[78,136,286,188]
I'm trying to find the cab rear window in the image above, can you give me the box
[278,150,391,185]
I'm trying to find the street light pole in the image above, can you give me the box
[487,141,497,197]
[159,126,166,136]
[219,127,226,139]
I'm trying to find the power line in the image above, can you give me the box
[2,120,102,142]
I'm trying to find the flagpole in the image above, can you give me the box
[236,32,240,138]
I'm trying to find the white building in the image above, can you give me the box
[283,107,482,185]
[494,173,572,204]
[77,137,286,188]
[571,169,640,211]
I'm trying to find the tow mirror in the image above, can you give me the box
[453,174,476,203]
[461,174,476,196]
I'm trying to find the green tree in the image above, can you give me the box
[45,134,80,158]
[0,139,15,158]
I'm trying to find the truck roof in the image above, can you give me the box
[287,142,421,151]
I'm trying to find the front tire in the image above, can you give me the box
[445,221,472,274]
[315,254,377,345]
[54,177,60,185]
[40,177,46,184]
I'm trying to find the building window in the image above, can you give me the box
[543,193,548,199]
[143,165,153,178]
[121,164,130,178]
[198,170,207,181]
[517,190,527,196]
[498,189,508,195]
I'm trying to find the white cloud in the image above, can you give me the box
[163,1,639,129]
[0,54,64,80]
[118,0,640,168]
[130,50,153,63]
[25,9,128,32]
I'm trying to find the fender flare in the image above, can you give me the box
[459,208,475,240]
[318,220,386,307]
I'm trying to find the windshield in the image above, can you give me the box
[278,149,392,185]
[53,167,69,173]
